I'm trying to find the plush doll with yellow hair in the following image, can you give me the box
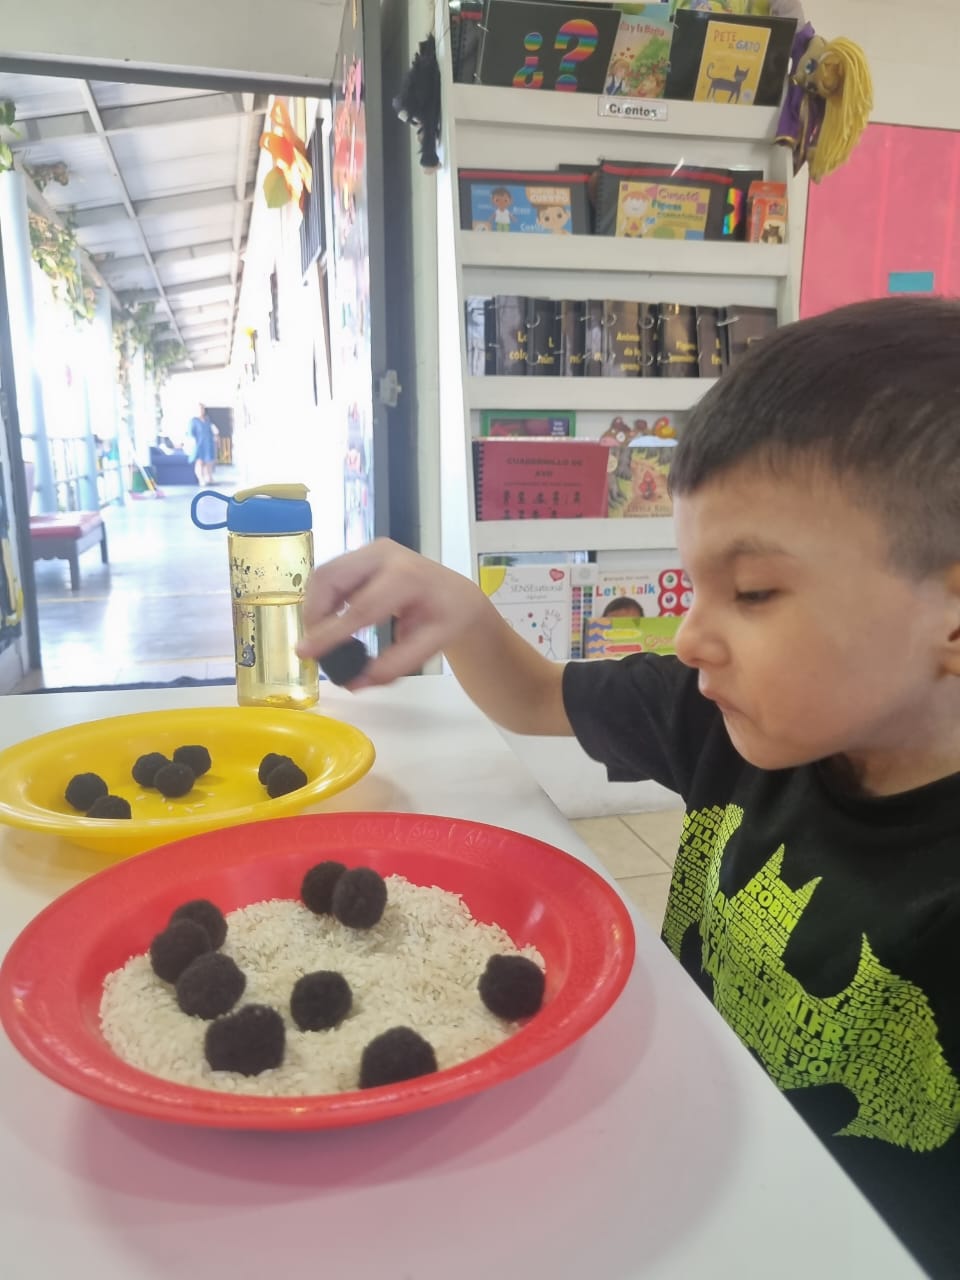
[776,19,873,181]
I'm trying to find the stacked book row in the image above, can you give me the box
[466,296,778,379]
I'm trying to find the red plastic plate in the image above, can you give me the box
[0,812,635,1129]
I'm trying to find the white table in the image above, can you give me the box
[0,677,924,1279]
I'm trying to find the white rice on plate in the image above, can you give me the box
[100,874,544,1096]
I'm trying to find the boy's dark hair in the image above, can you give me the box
[669,297,960,574]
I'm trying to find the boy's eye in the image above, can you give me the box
[735,589,778,605]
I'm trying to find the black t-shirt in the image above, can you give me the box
[564,653,960,1278]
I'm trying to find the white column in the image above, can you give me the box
[0,169,56,512]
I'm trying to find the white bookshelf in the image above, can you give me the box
[434,20,801,586]
[465,376,714,413]
[474,517,677,556]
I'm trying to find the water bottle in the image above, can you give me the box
[191,483,319,709]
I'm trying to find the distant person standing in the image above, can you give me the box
[188,404,219,486]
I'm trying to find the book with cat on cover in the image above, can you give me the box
[526,297,561,375]
[602,299,642,377]
[696,305,725,377]
[479,563,573,661]
[603,6,674,100]
[665,10,797,107]
[560,299,586,377]
[657,303,699,377]
[492,295,529,376]
[472,438,610,521]
[720,304,778,367]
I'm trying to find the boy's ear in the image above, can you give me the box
[944,563,960,675]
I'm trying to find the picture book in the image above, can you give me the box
[606,439,677,518]
[602,299,642,377]
[472,438,611,521]
[570,558,692,657]
[694,18,770,105]
[604,7,674,100]
[657,303,699,377]
[720,304,778,367]
[478,1,622,95]
[492,294,529,376]
[481,411,575,438]
[559,299,586,376]
[665,10,798,108]
[479,563,573,661]
[696,305,725,377]
[526,296,561,375]
[582,615,682,660]
[595,161,760,241]
[459,169,591,235]
[747,180,787,243]
[465,295,494,376]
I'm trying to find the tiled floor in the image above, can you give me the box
[572,809,684,932]
[16,478,684,924]
[20,476,239,690]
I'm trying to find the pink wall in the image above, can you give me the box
[801,122,960,317]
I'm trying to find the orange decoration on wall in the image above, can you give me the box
[259,99,313,211]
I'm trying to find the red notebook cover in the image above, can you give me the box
[473,439,610,520]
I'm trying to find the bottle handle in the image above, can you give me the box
[190,490,230,530]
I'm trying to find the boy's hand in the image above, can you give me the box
[297,539,487,687]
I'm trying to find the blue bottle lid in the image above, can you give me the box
[190,484,313,534]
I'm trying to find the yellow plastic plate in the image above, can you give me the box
[0,707,375,857]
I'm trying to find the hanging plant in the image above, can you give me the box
[114,303,185,388]
[28,212,97,323]
[0,100,18,175]
[259,99,312,211]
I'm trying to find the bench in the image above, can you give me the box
[29,512,109,592]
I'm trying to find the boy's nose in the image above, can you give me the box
[674,605,726,671]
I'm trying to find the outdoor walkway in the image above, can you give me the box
[20,476,239,690]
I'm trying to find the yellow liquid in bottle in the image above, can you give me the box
[229,532,319,709]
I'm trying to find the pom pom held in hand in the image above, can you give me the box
[479,954,545,1020]
[149,919,211,983]
[290,970,353,1031]
[205,1004,285,1076]
[319,637,369,686]
[65,772,108,811]
[176,952,246,1019]
[359,1026,438,1088]
[301,861,347,915]
[331,866,387,929]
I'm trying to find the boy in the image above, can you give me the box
[299,297,960,1277]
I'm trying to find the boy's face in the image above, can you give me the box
[673,464,956,777]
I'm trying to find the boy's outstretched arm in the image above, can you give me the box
[297,539,574,737]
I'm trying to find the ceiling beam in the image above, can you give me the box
[99,238,235,275]
[120,275,233,305]
[12,92,270,147]
[71,183,256,229]
[75,78,189,359]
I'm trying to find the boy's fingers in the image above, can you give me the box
[302,542,396,625]
[351,625,448,687]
